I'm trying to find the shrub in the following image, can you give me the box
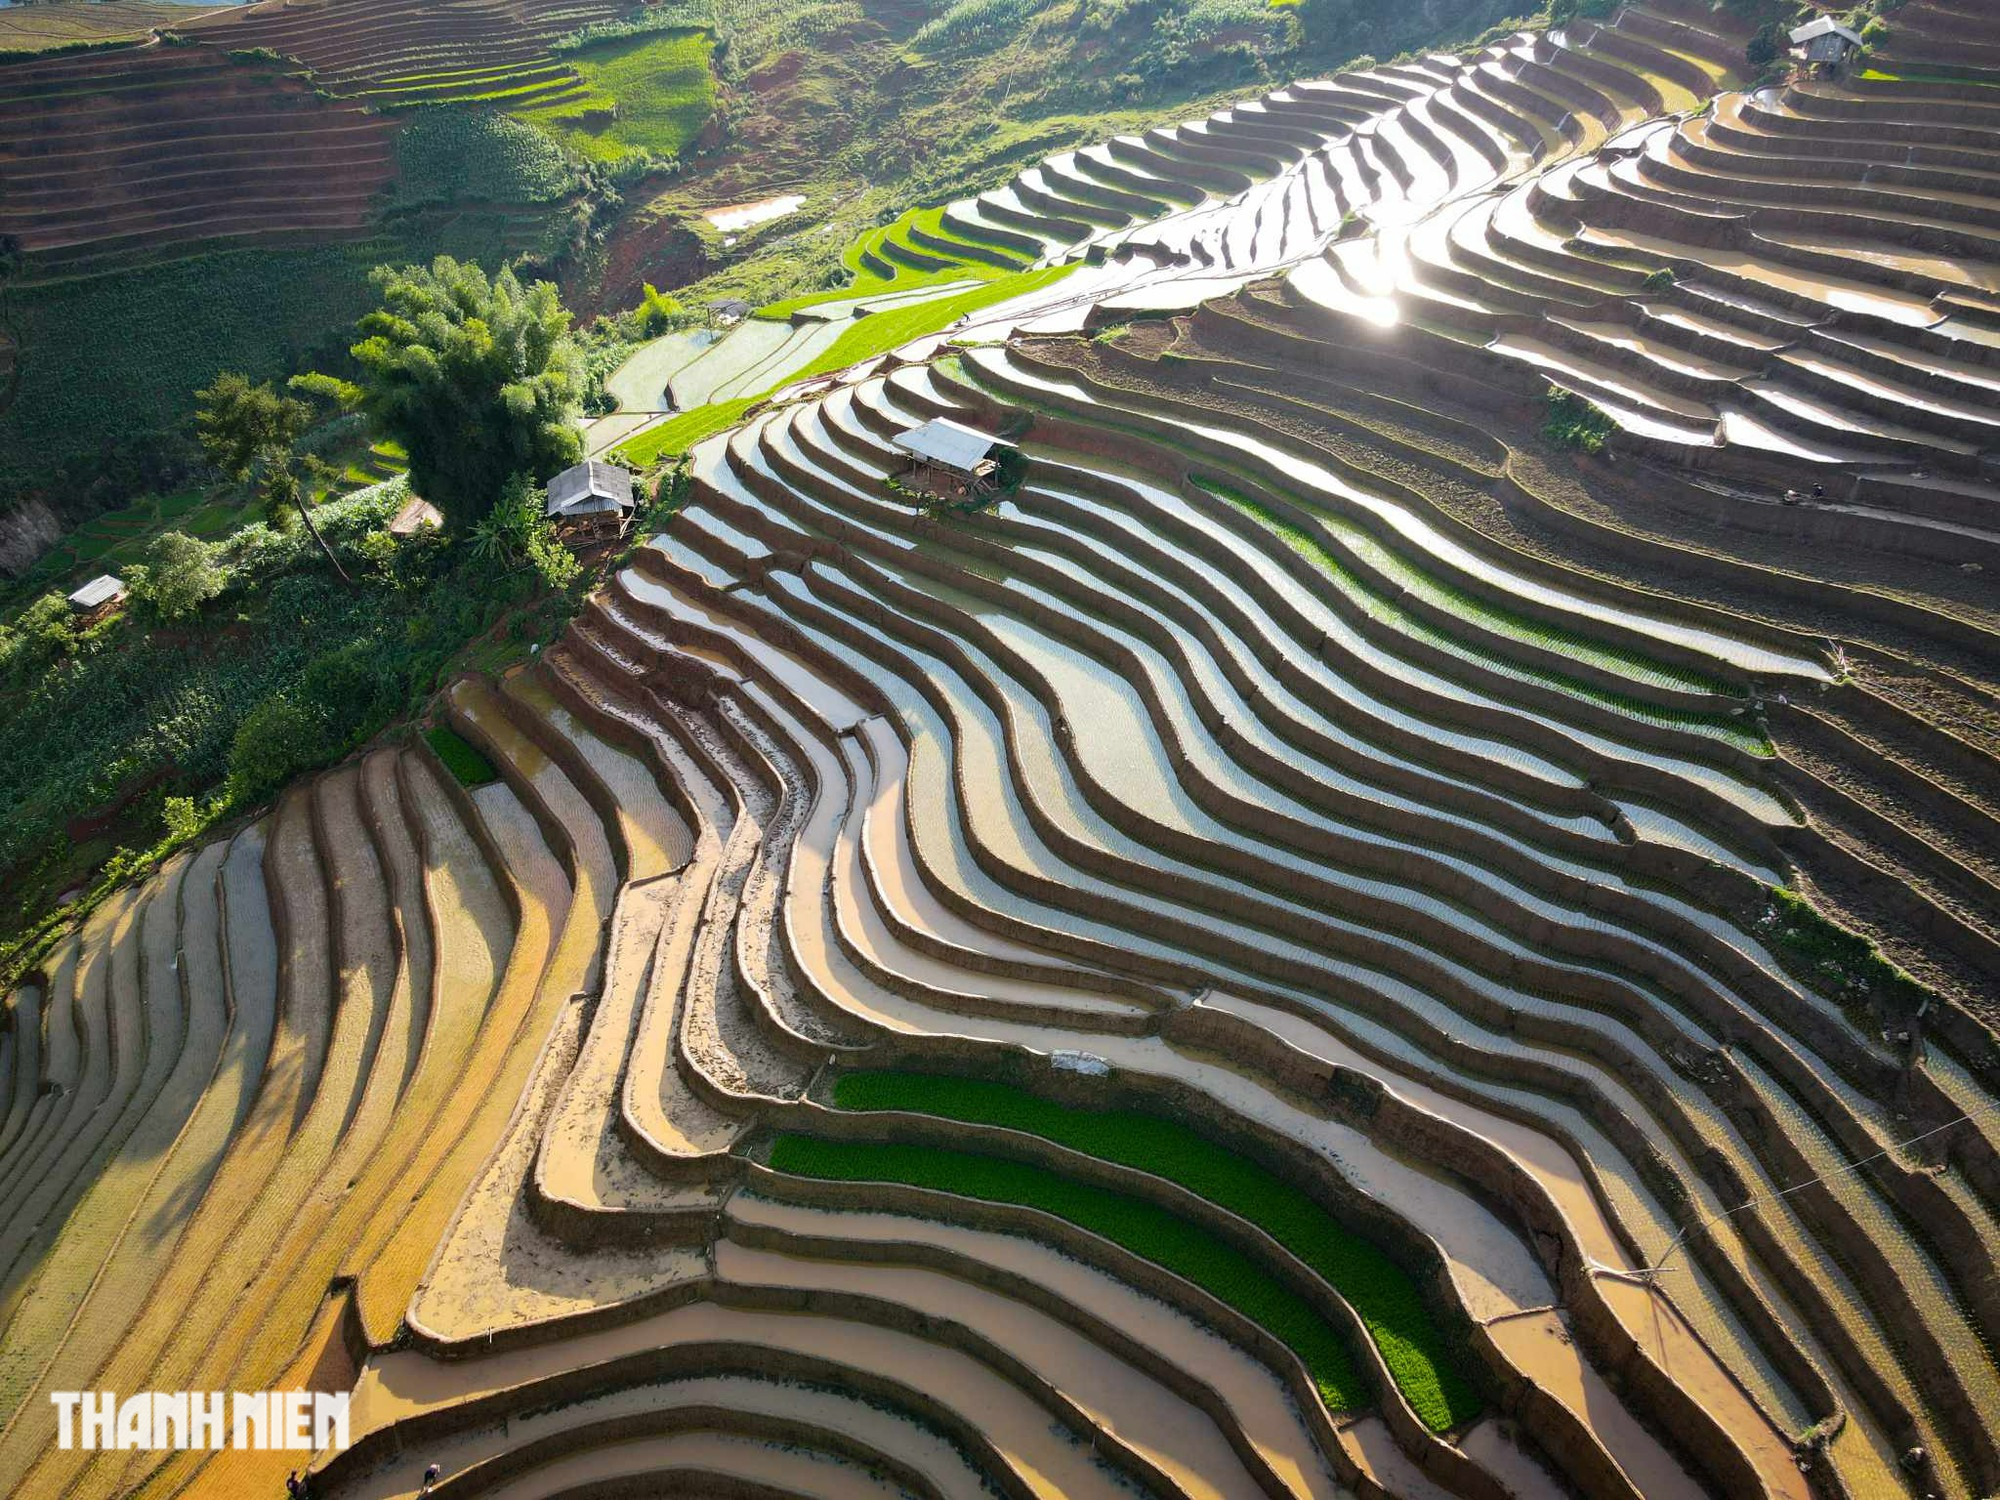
[1745,20,1787,71]
[299,639,397,739]
[228,692,329,800]
[1761,886,1931,1010]
[394,110,582,205]
[647,461,691,527]
[470,473,581,590]
[133,531,226,622]
[0,594,76,686]
[160,794,209,842]
[1640,267,1675,291]
[637,281,685,336]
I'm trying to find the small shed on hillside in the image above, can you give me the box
[1790,16,1864,69]
[707,298,752,327]
[891,418,1013,503]
[545,459,636,545]
[387,495,443,537]
[66,574,127,625]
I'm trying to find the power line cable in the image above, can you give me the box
[1619,1096,2000,1283]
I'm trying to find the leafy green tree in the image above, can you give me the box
[194,372,352,582]
[1746,20,1787,72]
[350,257,584,530]
[227,692,329,801]
[637,282,683,336]
[0,592,73,687]
[132,531,225,623]
[194,371,310,477]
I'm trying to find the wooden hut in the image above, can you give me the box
[891,417,1012,504]
[66,574,128,626]
[1790,16,1864,73]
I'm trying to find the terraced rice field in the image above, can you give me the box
[0,42,398,266]
[0,0,644,266]
[0,3,225,53]
[6,4,2000,1499]
[180,0,624,110]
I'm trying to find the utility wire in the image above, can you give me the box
[1628,1096,2000,1282]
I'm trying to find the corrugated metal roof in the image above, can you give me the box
[1790,16,1863,46]
[67,574,126,610]
[546,459,635,516]
[891,417,1003,474]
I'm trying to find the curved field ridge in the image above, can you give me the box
[823,1069,1480,1429]
[4,6,1999,1500]
[1260,0,2000,562]
[766,1131,1375,1419]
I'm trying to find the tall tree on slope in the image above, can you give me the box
[350,256,584,530]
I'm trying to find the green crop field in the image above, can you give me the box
[618,397,762,466]
[425,724,500,787]
[394,110,584,205]
[828,1070,1481,1431]
[767,1132,1371,1416]
[1208,484,1768,753]
[619,264,1076,465]
[754,205,1037,319]
[515,28,716,162]
[0,212,557,504]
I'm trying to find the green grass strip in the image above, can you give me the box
[793,264,1076,383]
[618,265,1076,467]
[827,1070,1480,1431]
[761,213,1047,319]
[426,724,498,787]
[902,204,1033,268]
[619,396,761,467]
[757,261,1000,322]
[767,1132,1370,1417]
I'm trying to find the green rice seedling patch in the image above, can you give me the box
[618,396,762,466]
[828,1070,1480,1431]
[757,260,1000,320]
[388,76,577,108]
[1542,390,1617,455]
[1204,482,1769,755]
[793,264,1076,379]
[155,489,208,520]
[516,28,715,161]
[767,1132,1371,1417]
[956,356,1762,751]
[426,724,500,787]
[1759,885,1932,1010]
[902,205,1033,268]
[1858,67,2000,88]
[762,209,1025,319]
[183,499,249,539]
[506,85,618,123]
[622,267,1072,464]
